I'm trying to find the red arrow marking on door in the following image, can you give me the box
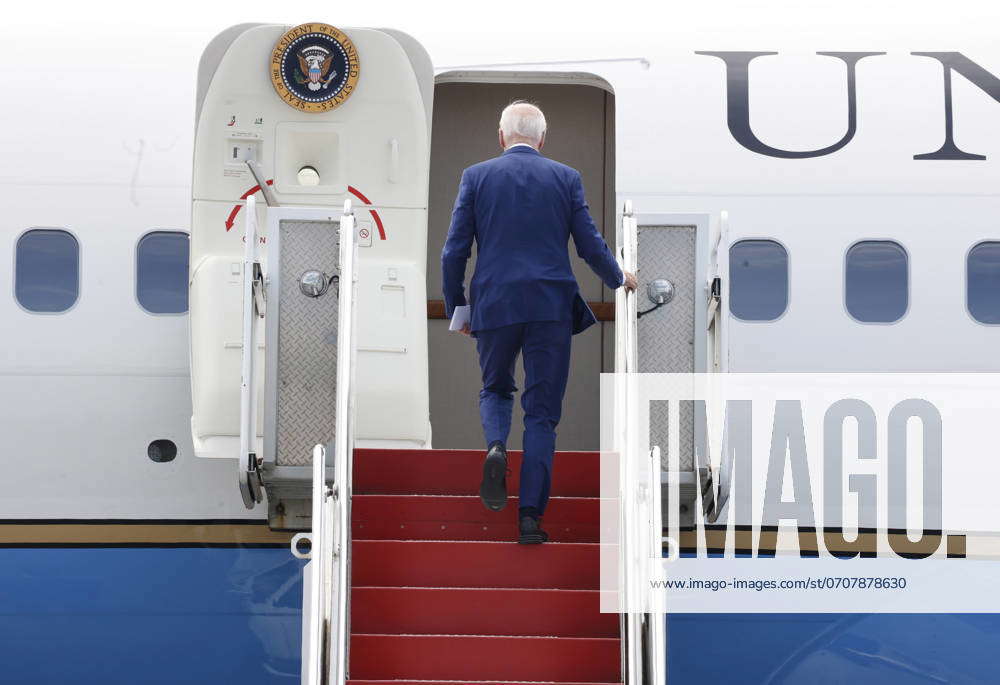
[225,180,275,231]
[224,180,386,240]
[348,185,387,240]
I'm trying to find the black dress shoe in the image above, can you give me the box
[479,442,508,512]
[518,516,549,545]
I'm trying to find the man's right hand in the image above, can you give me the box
[622,271,638,293]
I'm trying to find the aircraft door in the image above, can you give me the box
[189,23,434,527]
[426,74,616,451]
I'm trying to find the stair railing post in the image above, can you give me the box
[301,200,358,685]
[328,200,358,685]
[616,200,649,684]
[304,444,328,685]
[238,193,262,509]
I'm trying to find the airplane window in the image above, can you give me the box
[729,240,788,321]
[137,231,189,314]
[968,241,1000,324]
[845,241,908,323]
[15,229,79,313]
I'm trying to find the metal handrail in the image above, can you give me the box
[616,200,638,374]
[238,194,263,509]
[615,200,665,685]
[331,200,358,685]
[615,201,641,685]
[303,444,331,685]
[301,200,358,685]
[704,210,730,523]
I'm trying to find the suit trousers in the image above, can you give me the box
[475,320,573,516]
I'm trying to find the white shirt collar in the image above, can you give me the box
[506,143,537,150]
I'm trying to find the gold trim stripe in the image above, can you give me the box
[0,523,294,545]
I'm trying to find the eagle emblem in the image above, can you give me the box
[269,23,360,113]
[295,45,338,91]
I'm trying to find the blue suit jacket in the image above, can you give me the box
[441,146,623,334]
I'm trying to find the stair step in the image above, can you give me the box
[353,449,600,498]
[351,587,618,637]
[352,540,600,589]
[352,495,599,542]
[349,634,620,682]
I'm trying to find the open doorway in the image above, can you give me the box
[426,71,616,450]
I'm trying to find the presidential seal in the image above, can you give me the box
[269,23,360,113]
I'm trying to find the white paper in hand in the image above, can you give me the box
[449,305,471,332]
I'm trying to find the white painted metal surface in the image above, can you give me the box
[190,25,432,465]
[3,22,999,522]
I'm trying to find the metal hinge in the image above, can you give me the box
[252,263,266,317]
[239,452,264,509]
[706,276,721,325]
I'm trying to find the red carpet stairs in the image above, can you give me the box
[349,448,621,684]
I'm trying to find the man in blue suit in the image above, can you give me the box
[442,101,637,544]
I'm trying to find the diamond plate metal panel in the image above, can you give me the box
[637,225,696,470]
[275,219,340,466]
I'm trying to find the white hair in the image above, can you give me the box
[499,101,547,146]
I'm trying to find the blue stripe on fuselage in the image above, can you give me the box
[0,547,305,684]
